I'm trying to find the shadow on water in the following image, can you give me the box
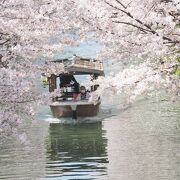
[45,122,108,179]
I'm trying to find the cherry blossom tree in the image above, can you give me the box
[71,0,180,102]
[0,0,179,136]
[0,0,69,136]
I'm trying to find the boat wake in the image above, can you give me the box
[37,94,131,124]
[41,107,119,124]
[43,113,109,124]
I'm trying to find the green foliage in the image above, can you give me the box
[175,55,180,77]
[176,24,180,28]
[160,49,180,77]
[175,68,180,77]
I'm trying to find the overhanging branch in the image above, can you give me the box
[105,0,179,44]
[112,20,151,33]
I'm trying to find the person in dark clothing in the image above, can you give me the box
[59,74,79,93]
[59,75,76,87]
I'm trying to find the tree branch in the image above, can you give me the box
[112,20,151,33]
[81,17,142,46]
[114,0,127,9]
[105,0,179,44]
[105,1,133,18]
[0,38,10,45]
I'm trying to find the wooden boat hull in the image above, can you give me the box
[50,101,100,118]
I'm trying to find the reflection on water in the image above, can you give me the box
[45,123,108,179]
[0,121,48,180]
[104,99,180,180]
[0,98,179,180]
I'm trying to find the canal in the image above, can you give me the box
[0,98,179,179]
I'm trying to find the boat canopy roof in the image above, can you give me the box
[52,56,104,76]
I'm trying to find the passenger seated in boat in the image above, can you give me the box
[73,86,89,101]
[80,86,87,100]
[59,75,79,93]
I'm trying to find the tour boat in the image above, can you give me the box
[47,56,104,119]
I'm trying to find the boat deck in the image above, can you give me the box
[50,100,99,106]
[50,100,100,118]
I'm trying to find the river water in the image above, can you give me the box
[0,98,179,180]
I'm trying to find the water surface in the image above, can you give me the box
[0,98,179,180]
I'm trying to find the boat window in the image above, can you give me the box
[59,75,77,88]
[74,75,91,90]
